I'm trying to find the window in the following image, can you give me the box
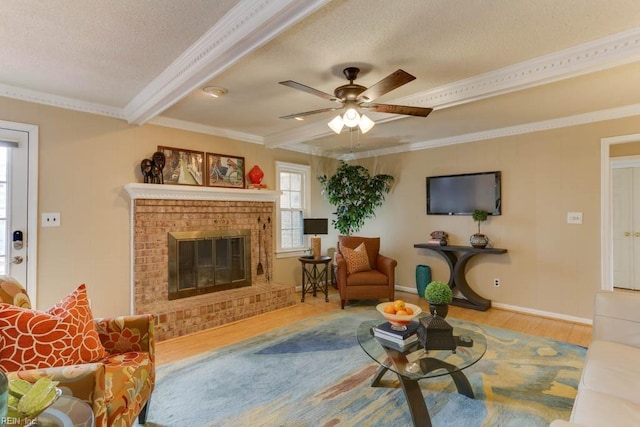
[276,162,310,256]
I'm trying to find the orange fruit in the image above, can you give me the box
[405,307,414,315]
[396,309,408,316]
[383,304,396,314]
[394,300,406,311]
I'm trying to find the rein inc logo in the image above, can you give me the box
[2,416,36,425]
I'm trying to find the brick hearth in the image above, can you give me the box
[125,184,298,341]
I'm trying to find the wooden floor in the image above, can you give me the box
[156,288,592,366]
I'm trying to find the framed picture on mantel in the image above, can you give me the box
[157,146,204,186]
[206,153,245,188]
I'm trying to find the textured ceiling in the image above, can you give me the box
[3,0,640,158]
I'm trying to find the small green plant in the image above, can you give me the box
[424,280,453,304]
[472,209,488,234]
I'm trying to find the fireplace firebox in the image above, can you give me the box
[168,230,251,300]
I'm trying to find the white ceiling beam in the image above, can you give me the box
[124,0,332,125]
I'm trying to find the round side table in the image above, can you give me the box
[299,255,331,302]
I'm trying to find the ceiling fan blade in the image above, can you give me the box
[279,107,341,120]
[362,103,433,117]
[279,80,340,102]
[357,70,416,102]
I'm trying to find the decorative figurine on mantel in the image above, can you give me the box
[140,159,153,183]
[140,151,166,184]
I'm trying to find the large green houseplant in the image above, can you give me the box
[318,161,394,235]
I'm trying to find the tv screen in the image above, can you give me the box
[426,171,501,215]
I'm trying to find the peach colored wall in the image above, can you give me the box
[2,94,640,320]
[333,119,640,320]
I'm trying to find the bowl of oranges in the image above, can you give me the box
[376,300,422,330]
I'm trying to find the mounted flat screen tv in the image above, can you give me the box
[426,171,501,215]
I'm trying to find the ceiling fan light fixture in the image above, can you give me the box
[328,115,344,134]
[342,108,360,127]
[358,114,375,134]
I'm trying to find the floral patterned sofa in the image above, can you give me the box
[0,277,155,427]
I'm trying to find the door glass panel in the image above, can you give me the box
[197,239,214,287]
[0,148,8,274]
[177,240,196,290]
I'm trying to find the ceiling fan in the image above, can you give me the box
[279,67,433,134]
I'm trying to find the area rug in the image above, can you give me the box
[141,306,585,427]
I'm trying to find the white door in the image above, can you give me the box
[0,121,38,302]
[612,165,640,290]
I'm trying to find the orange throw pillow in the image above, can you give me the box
[0,284,108,371]
[341,242,372,274]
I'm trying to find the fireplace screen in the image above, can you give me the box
[168,230,251,300]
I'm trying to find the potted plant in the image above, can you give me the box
[470,209,489,248]
[318,161,394,235]
[424,280,453,318]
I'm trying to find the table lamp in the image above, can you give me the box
[303,218,328,260]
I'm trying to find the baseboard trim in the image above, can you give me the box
[394,285,592,325]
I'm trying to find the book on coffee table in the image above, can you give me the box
[375,335,420,352]
[372,321,420,344]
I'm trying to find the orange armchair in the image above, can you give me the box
[0,277,154,427]
[336,236,397,309]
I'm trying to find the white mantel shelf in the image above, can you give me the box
[124,183,281,202]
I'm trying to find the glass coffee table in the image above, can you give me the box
[357,318,487,427]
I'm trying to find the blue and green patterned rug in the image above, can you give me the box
[142,306,584,426]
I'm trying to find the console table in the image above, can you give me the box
[413,244,507,311]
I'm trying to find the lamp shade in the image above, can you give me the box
[328,115,344,134]
[342,108,360,127]
[303,218,328,235]
[358,114,375,133]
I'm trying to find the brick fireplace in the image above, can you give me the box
[125,183,298,341]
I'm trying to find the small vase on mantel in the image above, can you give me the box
[248,165,266,189]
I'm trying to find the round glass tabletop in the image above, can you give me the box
[35,395,94,427]
[357,317,487,381]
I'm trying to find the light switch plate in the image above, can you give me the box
[567,212,582,224]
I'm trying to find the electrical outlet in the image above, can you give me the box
[42,212,61,227]
[493,278,500,287]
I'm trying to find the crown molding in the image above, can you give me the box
[155,99,640,160]
[397,26,640,110]
[0,83,125,120]
[123,0,331,125]
[149,116,264,144]
[339,102,640,160]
